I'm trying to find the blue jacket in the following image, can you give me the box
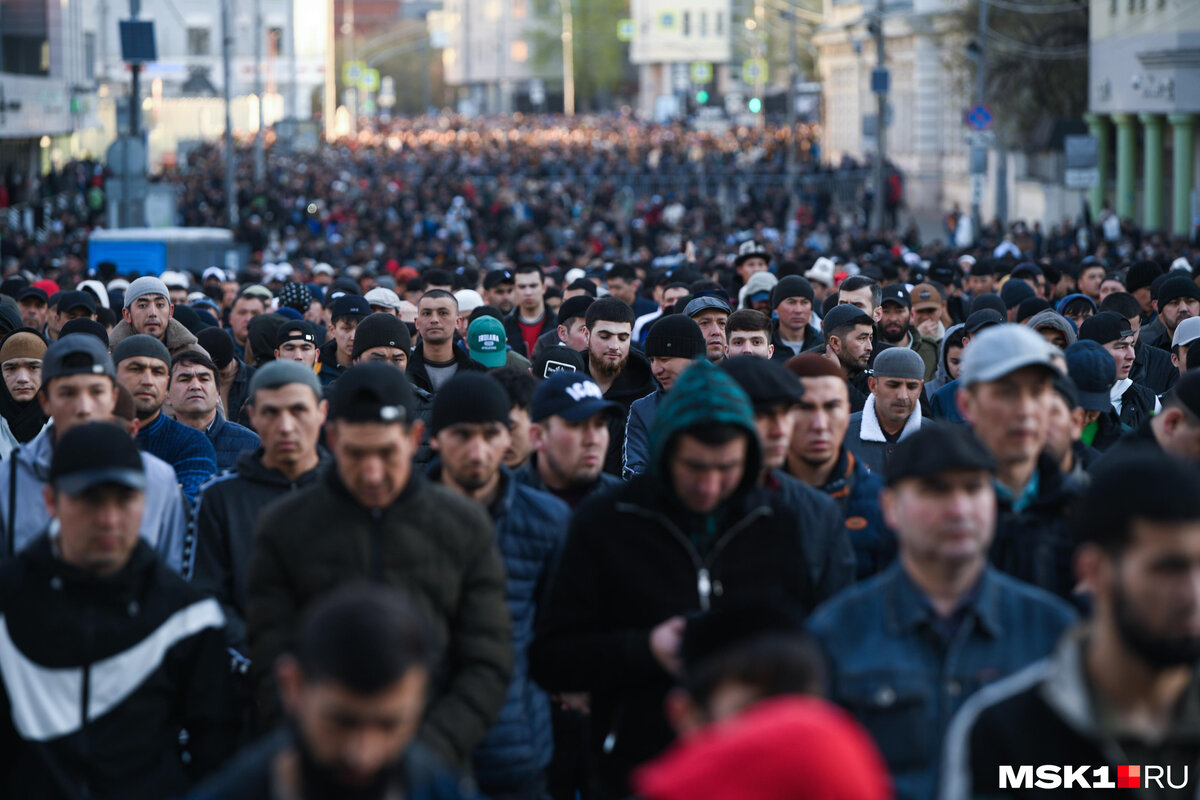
[137,412,218,502]
[808,563,1076,800]
[622,389,661,480]
[430,463,568,790]
[807,447,895,580]
[930,379,966,423]
[204,412,261,473]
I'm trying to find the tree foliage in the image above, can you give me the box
[530,0,635,110]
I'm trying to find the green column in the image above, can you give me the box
[1084,113,1110,219]
[1113,113,1137,220]
[1171,113,1196,237]
[1140,113,1164,231]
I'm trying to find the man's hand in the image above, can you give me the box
[916,318,940,338]
[649,616,687,677]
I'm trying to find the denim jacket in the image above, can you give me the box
[808,563,1075,800]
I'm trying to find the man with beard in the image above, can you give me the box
[484,269,516,315]
[0,328,47,457]
[876,285,938,380]
[186,586,481,800]
[844,348,926,475]
[16,287,49,334]
[821,304,876,413]
[809,426,1075,800]
[429,373,567,800]
[581,298,655,475]
[1139,275,1200,353]
[942,452,1200,800]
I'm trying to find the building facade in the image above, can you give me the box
[630,0,733,120]
[441,0,556,114]
[1087,0,1200,236]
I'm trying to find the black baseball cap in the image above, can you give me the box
[329,294,370,323]
[532,346,586,379]
[483,269,515,289]
[16,287,48,305]
[329,362,417,423]
[57,290,97,315]
[963,309,1005,335]
[880,285,911,309]
[557,295,594,325]
[49,422,146,496]
[1078,311,1134,345]
[822,304,874,333]
[276,320,318,348]
[722,355,803,411]
[885,424,996,486]
[1064,340,1117,411]
[42,333,115,383]
[530,371,621,423]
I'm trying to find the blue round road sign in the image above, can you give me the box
[966,104,993,131]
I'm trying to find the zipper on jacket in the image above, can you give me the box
[369,508,385,583]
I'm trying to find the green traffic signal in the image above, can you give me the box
[696,90,709,104]
[748,97,762,113]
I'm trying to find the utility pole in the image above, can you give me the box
[253,0,265,182]
[421,15,431,113]
[971,0,988,234]
[786,4,798,202]
[755,0,766,130]
[287,0,298,120]
[345,0,357,136]
[561,0,575,116]
[324,0,336,139]
[129,0,141,138]
[222,0,238,227]
[871,0,886,234]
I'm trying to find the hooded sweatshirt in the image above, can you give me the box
[926,323,964,394]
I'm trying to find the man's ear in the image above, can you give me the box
[122,307,133,325]
[276,656,305,716]
[664,687,707,740]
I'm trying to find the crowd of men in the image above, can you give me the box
[3,118,1200,799]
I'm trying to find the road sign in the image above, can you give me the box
[529,79,546,105]
[617,18,634,41]
[1065,134,1100,188]
[871,67,889,94]
[965,104,993,131]
[690,61,713,84]
[342,60,365,86]
[360,68,380,92]
[672,63,691,92]
[742,58,768,84]
[964,130,995,148]
[378,76,395,108]
[657,11,677,31]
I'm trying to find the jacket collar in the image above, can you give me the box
[858,394,922,443]
[883,561,1003,639]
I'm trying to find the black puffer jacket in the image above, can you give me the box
[0,537,239,799]
[246,467,513,767]
[192,447,333,652]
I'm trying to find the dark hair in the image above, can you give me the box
[235,292,267,309]
[690,279,724,295]
[839,276,882,308]
[544,286,563,301]
[406,277,423,293]
[490,366,537,411]
[468,305,504,323]
[683,421,747,448]
[608,262,638,283]
[422,268,452,288]
[419,288,457,307]
[1099,292,1141,321]
[825,317,874,345]
[683,632,825,708]
[1189,346,1200,372]
[514,263,543,281]
[1072,449,1200,553]
[585,297,636,329]
[726,308,772,336]
[170,350,220,389]
[566,278,597,297]
[295,585,436,694]
[1062,297,1096,318]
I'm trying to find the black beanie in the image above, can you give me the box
[644,314,706,359]
[247,313,286,366]
[351,313,413,361]
[430,372,511,434]
[771,275,814,308]
[196,327,235,369]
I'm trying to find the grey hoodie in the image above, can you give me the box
[0,423,189,572]
[926,323,965,394]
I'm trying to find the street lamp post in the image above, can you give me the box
[561,0,575,116]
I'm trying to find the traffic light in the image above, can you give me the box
[748,97,762,114]
[696,90,709,105]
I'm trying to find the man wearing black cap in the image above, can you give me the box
[428,372,568,799]
[1139,274,1200,353]
[770,275,822,359]
[1065,339,1126,452]
[1094,370,1200,467]
[193,361,330,654]
[484,268,516,315]
[16,286,49,334]
[1079,311,1160,430]
[246,363,512,767]
[351,311,412,369]
[928,309,1004,423]
[944,453,1200,800]
[56,290,97,326]
[877,285,939,380]
[518,371,623,506]
[407,290,486,395]
[685,295,732,364]
[317,294,369,386]
[0,334,189,572]
[0,422,239,797]
[273,319,319,368]
[809,425,1075,800]
[623,314,706,479]
[532,294,592,358]
[197,327,255,427]
[114,334,218,502]
[821,304,876,413]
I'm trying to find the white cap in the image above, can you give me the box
[76,279,111,309]
[454,289,485,314]
[564,268,587,285]
[958,254,977,267]
[187,291,208,304]
[107,278,131,292]
[804,257,836,287]
[364,287,402,311]
[159,270,190,289]
[1171,256,1193,274]
[202,266,228,282]
[313,263,335,276]
[1173,316,1200,348]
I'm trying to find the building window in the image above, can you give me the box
[85,32,96,79]
[1,0,49,76]
[683,11,690,35]
[701,11,708,36]
[716,11,724,35]
[510,40,528,62]
[187,27,211,56]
